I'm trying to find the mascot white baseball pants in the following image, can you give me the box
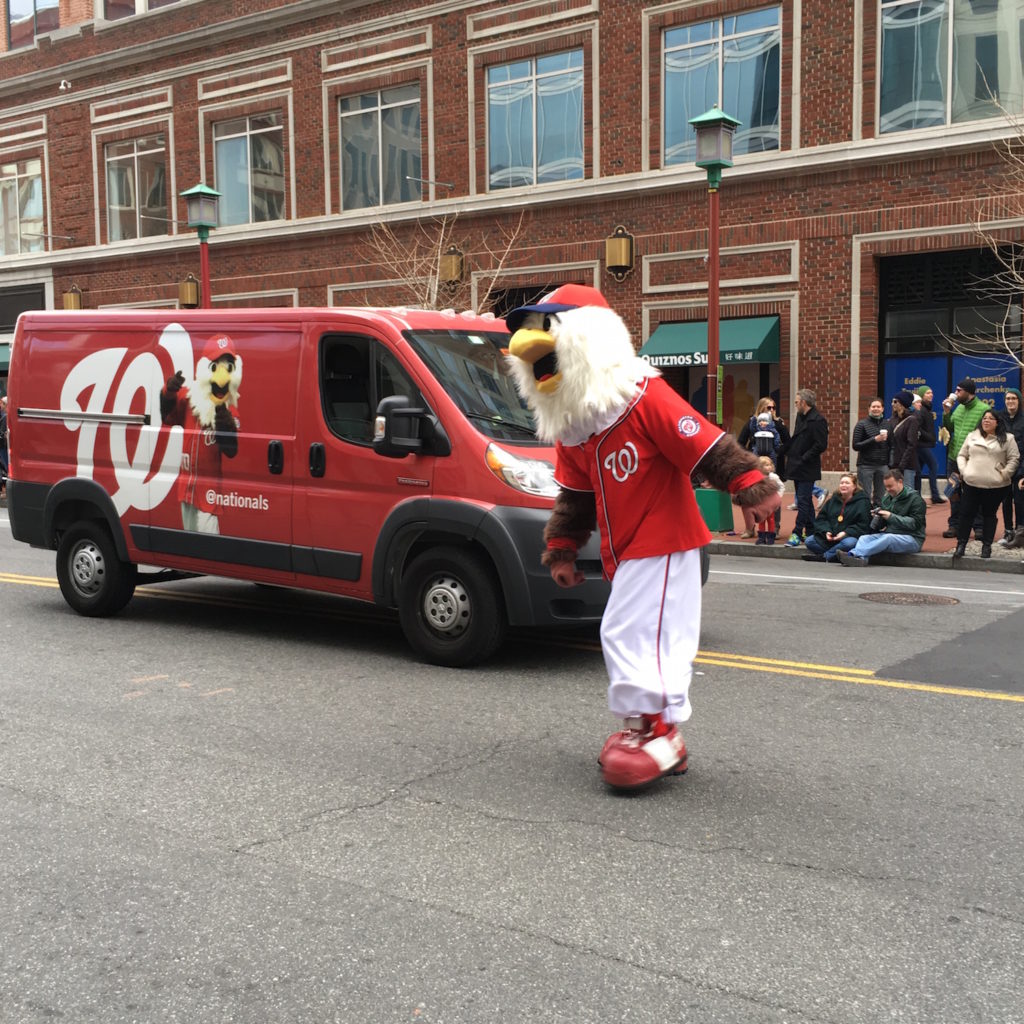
[600,548,701,723]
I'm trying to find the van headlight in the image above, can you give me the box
[485,443,559,498]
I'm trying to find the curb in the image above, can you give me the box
[707,540,1024,575]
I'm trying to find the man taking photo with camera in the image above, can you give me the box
[838,467,927,567]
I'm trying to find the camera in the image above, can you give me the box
[870,510,886,531]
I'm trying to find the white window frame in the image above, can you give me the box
[878,0,1023,134]
[338,85,423,211]
[103,132,168,242]
[212,112,286,226]
[485,48,585,191]
[661,7,782,166]
[198,91,296,225]
[0,156,45,256]
[99,0,182,19]
[467,23,598,197]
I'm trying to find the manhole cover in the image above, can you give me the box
[859,592,959,606]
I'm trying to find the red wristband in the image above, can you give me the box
[546,536,578,552]
[727,469,766,494]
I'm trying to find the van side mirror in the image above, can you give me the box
[373,395,450,458]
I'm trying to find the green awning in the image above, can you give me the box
[640,315,780,368]
[0,342,9,375]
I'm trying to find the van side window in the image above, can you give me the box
[321,337,372,443]
[320,336,424,444]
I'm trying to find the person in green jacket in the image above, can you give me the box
[941,378,989,538]
[802,471,872,562]
[838,468,927,566]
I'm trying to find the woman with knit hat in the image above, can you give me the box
[888,390,920,492]
[913,385,943,504]
[999,388,1024,544]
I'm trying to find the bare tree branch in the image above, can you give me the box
[944,102,1024,367]
[357,209,530,313]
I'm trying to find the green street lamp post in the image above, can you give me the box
[180,183,221,309]
[689,107,740,425]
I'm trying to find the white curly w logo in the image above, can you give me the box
[604,442,639,483]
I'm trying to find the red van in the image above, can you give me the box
[5,308,613,666]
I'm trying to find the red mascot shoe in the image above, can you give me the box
[599,713,688,791]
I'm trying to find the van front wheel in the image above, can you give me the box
[398,546,506,667]
[56,523,137,617]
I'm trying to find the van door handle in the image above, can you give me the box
[309,442,325,478]
[267,440,284,475]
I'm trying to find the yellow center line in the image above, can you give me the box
[695,656,1024,703]
[555,636,1024,704]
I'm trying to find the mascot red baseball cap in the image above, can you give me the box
[202,333,237,363]
[504,284,609,332]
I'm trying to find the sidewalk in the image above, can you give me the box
[707,491,1024,574]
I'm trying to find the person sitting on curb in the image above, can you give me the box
[838,467,927,567]
[801,471,871,562]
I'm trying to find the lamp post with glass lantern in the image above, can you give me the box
[180,183,221,309]
[689,107,740,425]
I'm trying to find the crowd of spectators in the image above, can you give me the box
[732,376,1024,563]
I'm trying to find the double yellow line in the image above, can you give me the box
[559,635,1024,703]
[697,650,1024,703]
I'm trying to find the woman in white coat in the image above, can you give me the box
[954,409,1020,559]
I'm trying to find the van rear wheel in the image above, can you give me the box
[398,546,506,667]
[56,523,136,617]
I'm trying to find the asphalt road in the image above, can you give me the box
[1,517,1022,1024]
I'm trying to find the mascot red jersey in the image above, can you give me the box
[506,285,779,791]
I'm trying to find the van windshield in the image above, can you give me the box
[404,328,541,445]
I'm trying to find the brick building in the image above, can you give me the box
[2,0,1023,468]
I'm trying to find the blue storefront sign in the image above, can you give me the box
[883,354,1021,476]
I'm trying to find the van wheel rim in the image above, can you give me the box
[70,541,105,597]
[422,574,470,637]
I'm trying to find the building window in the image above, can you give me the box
[339,85,422,210]
[102,0,181,19]
[7,0,58,49]
[880,0,1024,133]
[663,9,781,165]
[105,134,168,241]
[0,159,44,255]
[487,50,584,190]
[213,113,285,226]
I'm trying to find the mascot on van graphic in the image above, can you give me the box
[160,333,242,534]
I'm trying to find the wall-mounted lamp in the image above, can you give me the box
[62,284,83,310]
[439,244,465,286]
[178,273,200,309]
[58,79,72,92]
[605,225,635,282]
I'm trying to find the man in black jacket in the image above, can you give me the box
[783,388,829,546]
[912,386,943,504]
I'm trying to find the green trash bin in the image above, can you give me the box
[695,487,734,532]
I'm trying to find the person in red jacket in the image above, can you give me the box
[506,285,780,791]
[160,333,242,534]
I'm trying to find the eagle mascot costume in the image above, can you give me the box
[506,285,780,791]
[160,333,242,535]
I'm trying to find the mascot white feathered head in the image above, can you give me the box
[505,284,657,444]
[190,333,242,425]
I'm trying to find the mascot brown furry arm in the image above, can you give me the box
[541,489,597,567]
[695,433,780,511]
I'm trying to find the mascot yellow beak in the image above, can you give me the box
[209,357,234,405]
[508,327,562,395]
